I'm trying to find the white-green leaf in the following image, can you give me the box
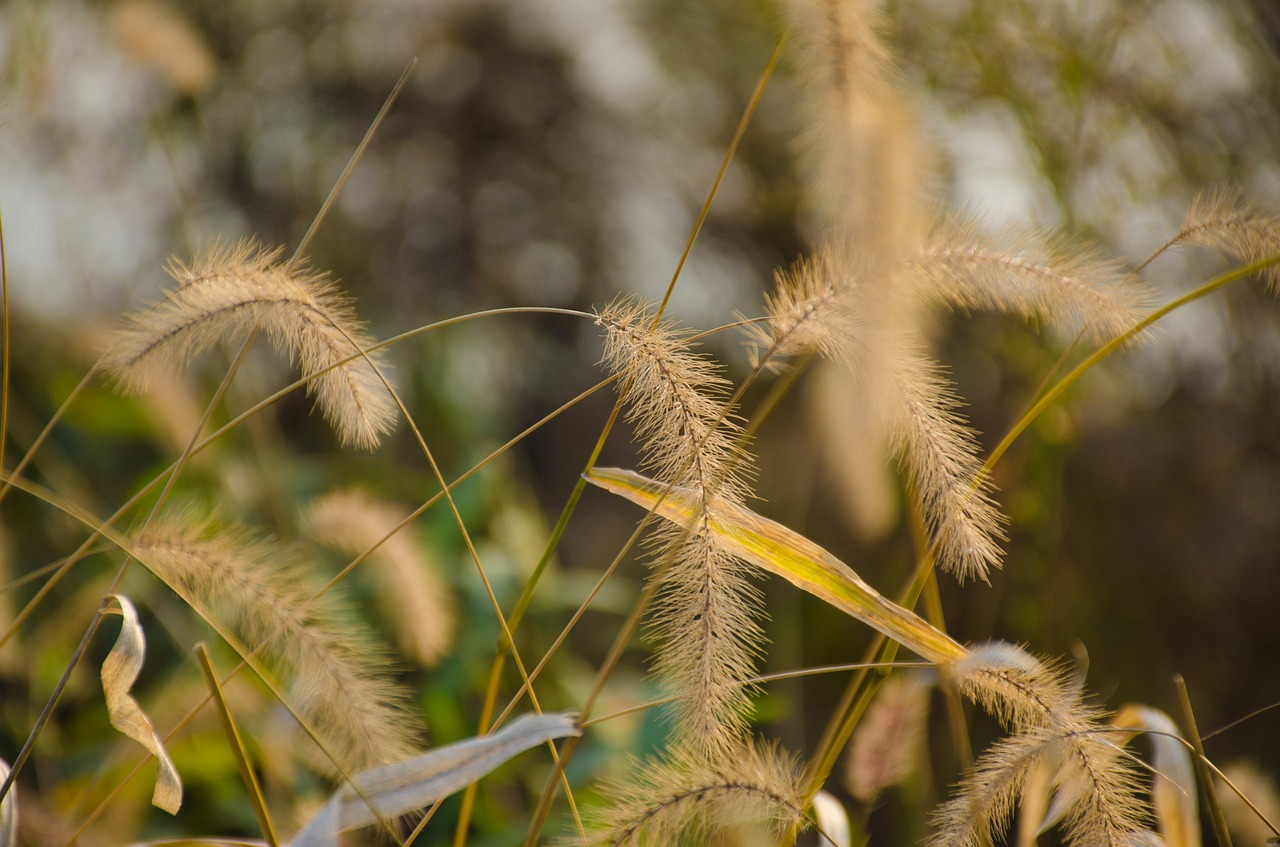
[0,758,15,847]
[292,712,581,847]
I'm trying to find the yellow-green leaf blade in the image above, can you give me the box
[585,467,964,665]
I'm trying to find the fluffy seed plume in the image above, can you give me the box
[883,346,1007,582]
[782,0,929,257]
[913,218,1155,341]
[596,297,761,759]
[585,741,807,846]
[745,247,864,369]
[754,250,1008,580]
[1170,188,1280,287]
[845,672,931,803]
[132,514,420,775]
[101,239,397,449]
[938,644,1149,847]
[302,489,455,668]
[948,643,1074,729]
[1216,761,1280,847]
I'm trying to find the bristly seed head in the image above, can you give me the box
[101,238,397,449]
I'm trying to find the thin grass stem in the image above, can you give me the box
[0,210,8,484]
[581,661,929,729]
[194,643,280,847]
[1176,675,1233,847]
[985,255,1280,478]
[1203,758,1280,839]
[1202,701,1280,741]
[653,31,786,320]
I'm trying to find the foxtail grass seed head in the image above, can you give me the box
[133,514,420,775]
[302,489,455,668]
[596,298,763,759]
[881,345,1008,582]
[102,238,397,449]
[1179,188,1280,288]
[913,217,1157,342]
[583,741,806,846]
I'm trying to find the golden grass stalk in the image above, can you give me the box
[132,514,419,775]
[302,489,455,668]
[101,239,396,449]
[595,298,762,760]
[193,642,280,847]
[0,757,12,847]
[583,740,806,846]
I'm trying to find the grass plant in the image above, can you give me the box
[2,1,1280,846]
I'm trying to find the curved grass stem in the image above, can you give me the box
[985,255,1280,477]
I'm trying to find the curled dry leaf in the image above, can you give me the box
[813,790,853,847]
[1112,704,1200,847]
[101,594,182,815]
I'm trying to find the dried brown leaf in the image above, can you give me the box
[101,594,182,815]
